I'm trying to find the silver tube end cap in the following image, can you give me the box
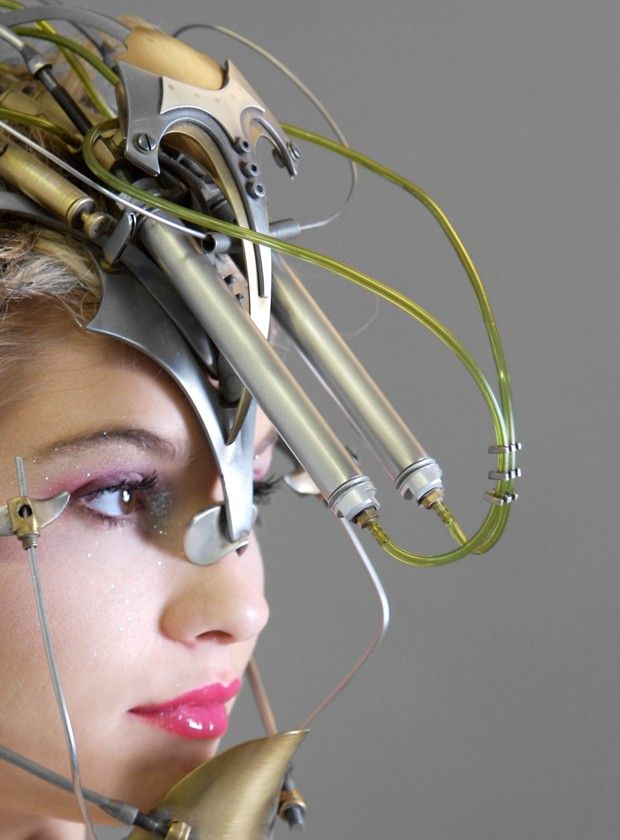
[328,475,380,521]
[395,457,443,504]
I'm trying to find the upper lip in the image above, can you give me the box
[130,679,241,714]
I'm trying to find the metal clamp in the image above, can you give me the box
[488,442,523,454]
[0,491,70,549]
[488,468,522,481]
[484,491,518,506]
[395,457,444,504]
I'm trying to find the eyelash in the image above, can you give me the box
[75,473,281,529]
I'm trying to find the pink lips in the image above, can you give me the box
[130,679,241,740]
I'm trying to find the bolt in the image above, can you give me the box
[246,180,266,199]
[134,133,156,153]
[287,141,301,161]
[233,136,251,154]
[239,158,260,178]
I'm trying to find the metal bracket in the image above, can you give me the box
[488,442,523,454]
[488,468,522,481]
[0,491,70,549]
[484,491,518,506]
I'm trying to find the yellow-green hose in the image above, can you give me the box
[0,104,78,144]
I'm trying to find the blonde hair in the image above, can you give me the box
[0,222,101,407]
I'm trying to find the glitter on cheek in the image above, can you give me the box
[145,489,173,536]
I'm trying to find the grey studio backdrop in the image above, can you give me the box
[63,0,618,838]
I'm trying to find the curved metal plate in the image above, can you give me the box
[126,731,306,840]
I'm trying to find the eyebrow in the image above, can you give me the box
[35,427,184,460]
[35,425,280,461]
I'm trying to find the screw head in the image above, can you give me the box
[134,132,156,152]
[239,159,260,178]
[287,141,301,161]
[234,136,251,154]
[246,180,266,199]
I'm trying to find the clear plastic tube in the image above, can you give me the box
[0,103,78,144]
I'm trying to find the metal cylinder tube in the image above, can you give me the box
[0,141,94,226]
[271,257,427,481]
[139,219,377,512]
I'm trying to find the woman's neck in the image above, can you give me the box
[1,813,85,840]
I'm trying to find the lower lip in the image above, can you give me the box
[130,681,240,740]
[132,703,231,740]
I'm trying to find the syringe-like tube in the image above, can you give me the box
[272,256,443,503]
[139,218,379,522]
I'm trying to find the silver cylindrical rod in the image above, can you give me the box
[272,256,426,481]
[139,219,376,514]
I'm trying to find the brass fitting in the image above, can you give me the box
[420,487,444,510]
[7,495,40,549]
[278,787,307,820]
[354,506,380,528]
[164,821,192,840]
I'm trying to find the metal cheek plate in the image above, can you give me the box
[184,503,258,566]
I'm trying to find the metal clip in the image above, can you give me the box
[484,491,518,506]
[488,468,522,481]
[488,442,523,454]
[0,491,70,549]
[102,209,138,265]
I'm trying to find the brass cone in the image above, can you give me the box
[127,731,306,840]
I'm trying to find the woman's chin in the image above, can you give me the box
[103,735,223,814]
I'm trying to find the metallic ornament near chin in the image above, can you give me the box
[126,731,306,840]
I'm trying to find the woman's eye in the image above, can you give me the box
[75,472,160,527]
[82,487,140,518]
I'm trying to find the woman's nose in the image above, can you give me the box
[159,537,269,647]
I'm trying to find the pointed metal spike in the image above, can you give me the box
[225,387,254,445]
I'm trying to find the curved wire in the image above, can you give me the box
[172,22,357,231]
[298,517,390,730]
[0,119,209,241]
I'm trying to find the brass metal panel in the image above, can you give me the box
[127,731,306,840]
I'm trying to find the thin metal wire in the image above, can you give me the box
[246,658,278,736]
[298,517,390,731]
[0,119,209,241]
[0,744,139,828]
[15,457,98,840]
[172,22,357,231]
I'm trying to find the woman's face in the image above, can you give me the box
[0,322,272,822]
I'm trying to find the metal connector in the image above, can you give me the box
[488,468,522,481]
[484,490,518,506]
[488,442,523,454]
[0,490,70,549]
[328,475,380,521]
[395,457,444,504]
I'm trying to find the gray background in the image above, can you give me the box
[64,0,618,837]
